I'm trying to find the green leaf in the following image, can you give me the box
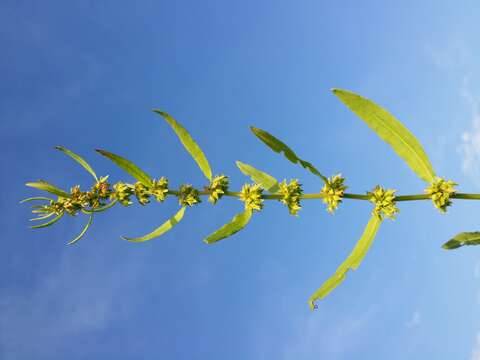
[26,181,71,198]
[122,206,186,242]
[442,232,480,250]
[96,149,153,187]
[250,127,327,182]
[55,146,98,182]
[308,215,381,310]
[204,209,252,244]
[68,214,93,245]
[236,161,279,193]
[154,110,212,181]
[30,213,64,229]
[30,213,55,221]
[20,196,53,204]
[332,88,436,183]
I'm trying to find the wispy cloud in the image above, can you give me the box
[458,77,480,185]
[405,309,421,328]
[471,332,480,360]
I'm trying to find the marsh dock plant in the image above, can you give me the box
[22,89,480,310]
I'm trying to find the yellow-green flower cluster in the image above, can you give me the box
[206,175,229,204]
[112,182,135,206]
[150,177,169,202]
[178,184,201,207]
[134,182,151,205]
[279,179,303,215]
[320,174,347,213]
[240,183,263,212]
[425,177,457,212]
[368,185,398,220]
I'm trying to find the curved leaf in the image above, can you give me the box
[154,110,212,181]
[332,88,436,183]
[55,146,98,182]
[204,209,252,244]
[26,181,71,198]
[30,213,55,221]
[96,149,152,187]
[308,215,381,310]
[68,214,93,245]
[20,196,53,204]
[30,213,64,229]
[442,232,480,250]
[122,206,186,242]
[236,161,279,193]
[250,127,327,182]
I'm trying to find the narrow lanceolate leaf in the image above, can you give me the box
[442,232,480,250]
[204,209,252,244]
[250,127,327,183]
[96,149,152,187]
[30,213,64,229]
[154,110,212,181]
[26,181,71,198]
[20,196,53,204]
[68,214,93,245]
[332,88,436,183]
[55,146,98,182]
[308,215,381,310]
[236,161,279,193]
[122,206,186,243]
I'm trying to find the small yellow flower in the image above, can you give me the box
[134,182,151,205]
[321,174,347,213]
[150,177,169,202]
[112,182,134,206]
[368,185,398,220]
[425,177,457,212]
[206,175,229,204]
[178,184,201,207]
[279,179,303,215]
[240,183,263,212]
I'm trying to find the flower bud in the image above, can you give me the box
[150,177,169,202]
[279,179,303,215]
[206,175,229,204]
[321,174,347,213]
[134,182,151,205]
[112,182,134,206]
[178,184,201,207]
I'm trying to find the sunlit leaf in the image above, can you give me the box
[68,214,93,245]
[121,206,186,242]
[30,213,64,229]
[55,146,98,182]
[332,88,436,183]
[236,161,279,193]
[442,232,480,250]
[25,181,71,198]
[154,110,212,181]
[308,215,381,310]
[82,199,118,214]
[204,209,252,244]
[96,149,153,187]
[250,127,327,182]
[30,213,55,221]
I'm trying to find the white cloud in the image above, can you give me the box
[458,77,480,184]
[471,332,480,360]
[405,309,421,328]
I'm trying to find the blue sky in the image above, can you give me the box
[2,1,480,359]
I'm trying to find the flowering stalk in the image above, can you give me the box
[22,88,480,311]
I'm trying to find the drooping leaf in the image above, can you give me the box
[55,146,98,182]
[30,213,64,229]
[442,232,480,250]
[204,209,252,244]
[236,161,279,193]
[250,127,327,183]
[30,213,55,221]
[96,149,153,187]
[308,215,381,310]
[154,110,212,181]
[25,181,71,198]
[68,214,93,245]
[122,206,186,242]
[20,196,53,204]
[332,88,436,183]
